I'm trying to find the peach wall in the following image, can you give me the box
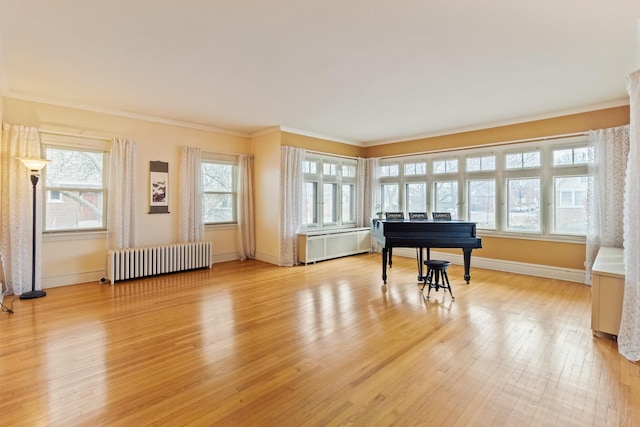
[366,106,630,272]
[3,97,251,286]
[365,106,630,157]
[282,132,365,157]
[251,130,282,264]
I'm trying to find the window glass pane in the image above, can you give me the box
[46,148,103,188]
[44,147,105,231]
[507,178,540,231]
[574,147,591,164]
[323,183,337,223]
[468,180,495,229]
[553,147,592,166]
[553,176,587,234]
[523,152,540,168]
[202,163,233,191]
[553,149,573,166]
[434,181,458,218]
[505,153,522,169]
[380,164,399,177]
[203,193,234,223]
[342,164,356,178]
[45,191,104,230]
[466,156,495,172]
[433,159,457,174]
[341,184,355,222]
[323,162,337,176]
[303,182,318,224]
[404,162,427,176]
[406,182,426,212]
[303,160,317,174]
[381,183,399,212]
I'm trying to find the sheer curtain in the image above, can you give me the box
[280,146,304,266]
[179,146,203,242]
[0,124,44,296]
[107,137,137,250]
[237,154,255,260]
[585,126,629,283]
[620,69,640,361]
[356,157,380,228]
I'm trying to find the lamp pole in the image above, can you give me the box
[17,158,50,300]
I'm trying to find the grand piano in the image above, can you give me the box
[371,218,482,284]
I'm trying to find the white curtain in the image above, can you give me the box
[0,124,44,296]
[107,137,137,250]
[356,157,380,228]
[280,146,304,266]
[620,69,640,361]
[238,154,255,260]
[585,126,629,283]
[179,147,203,242]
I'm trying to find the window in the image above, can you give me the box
[202,159,237,224]
[468,179,496,229]
[506,178,540,232]
[376,135,590,240]
[433,158,458,174]
[303,154,357,228]
[44,146,107,231]
[433,181,458,218]
[466,155,496,172]
[505,151,540,169]
[551,145,589,235]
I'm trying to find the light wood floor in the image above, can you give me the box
[1,253,639,426]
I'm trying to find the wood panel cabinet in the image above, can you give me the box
[591,247,625,337]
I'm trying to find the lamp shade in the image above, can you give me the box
[17,157,50,171]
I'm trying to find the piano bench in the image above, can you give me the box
[422,260,454,300]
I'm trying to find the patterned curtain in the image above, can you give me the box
[238,154,255,260]
[620,69,640,361]
[107,137,137,250]
[279,146,304,266]
[585,125,629,284]
[179,146,203,242]
[356,157,380,228]
[0,124,44,296]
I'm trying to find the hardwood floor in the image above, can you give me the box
[1,253,638,426]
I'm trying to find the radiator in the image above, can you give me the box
[106,241,212,283]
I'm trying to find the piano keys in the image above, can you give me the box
[371,218,482,284]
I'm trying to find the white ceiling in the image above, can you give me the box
[0,1,638,145]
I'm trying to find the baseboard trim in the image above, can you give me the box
[391,248,586,283]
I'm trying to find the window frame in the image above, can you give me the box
[377,135,590,242]
[201,153,239,226]
[303,153,358,230]
[41,136,110,233]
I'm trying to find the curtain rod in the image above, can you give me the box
[39,129,112,142]
[305,149,359,160]
[380,131,589,159]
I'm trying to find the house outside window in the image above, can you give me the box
[43,145,107,232]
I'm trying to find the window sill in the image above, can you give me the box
[43,229,107,242]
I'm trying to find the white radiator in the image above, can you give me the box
[106,241,212,283]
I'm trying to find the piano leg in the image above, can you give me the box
[416,247,425,281]
[381,248,388,283]
[463,248,473,283]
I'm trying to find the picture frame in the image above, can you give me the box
[149,161,169,214]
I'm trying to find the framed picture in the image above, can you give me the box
[150,161,169,214]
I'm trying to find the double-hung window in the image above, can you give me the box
[43,143,108,232]
[504,149,541,233]
[202,155,238,224]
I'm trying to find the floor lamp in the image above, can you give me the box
[18,157,50,300]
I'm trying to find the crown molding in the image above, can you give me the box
[279,126,362,146]
[4,92,251,137]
